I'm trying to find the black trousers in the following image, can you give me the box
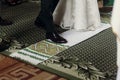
[0,1,2,16]
[36,0,59,32]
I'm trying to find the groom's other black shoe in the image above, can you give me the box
[0,38,11,52]
[46,32,67,43]
[0,17,13,26]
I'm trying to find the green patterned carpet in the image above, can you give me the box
[0,2,65,45]
[0,2,117,80]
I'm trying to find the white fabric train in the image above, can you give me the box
[53,0,101,31]
[111,0,120,80]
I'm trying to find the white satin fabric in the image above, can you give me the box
[111,0,120,40]
[117,39,120,80]
[111,0,120,80]
[53,0,101,31]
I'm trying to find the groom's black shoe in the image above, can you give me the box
[46,32,67,43]
[0,17,13,26]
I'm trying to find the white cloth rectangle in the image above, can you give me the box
[60,23,110,46]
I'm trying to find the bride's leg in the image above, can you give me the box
[87,0,101,30]
[74,0,88,31]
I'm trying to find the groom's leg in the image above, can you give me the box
[35,0,55,32]
[51,0,59,13]
[35,0,67,43]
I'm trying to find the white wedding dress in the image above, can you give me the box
[111,0,120,80]
[53,0,101,31]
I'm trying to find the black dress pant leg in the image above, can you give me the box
[0,0,2,17]
[50,0,59,13]
[36,0,59,33]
